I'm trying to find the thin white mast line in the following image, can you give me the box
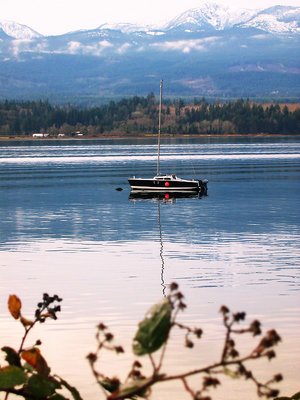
[157,79,163,176]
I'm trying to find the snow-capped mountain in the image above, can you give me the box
[1,3,300,39]
[0,20,42,39]
[165,3,257,31]
[165,3,300,33]
[97,22,155,33]
[0,3,299,100]
[242,6,300,33]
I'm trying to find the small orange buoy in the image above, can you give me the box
[165,181,170,187]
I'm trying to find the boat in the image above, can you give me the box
[128,80,208,195]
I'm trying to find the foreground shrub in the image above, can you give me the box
[0,283,291,399]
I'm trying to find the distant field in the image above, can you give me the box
[182,103,300,112]
[262,103,300,111]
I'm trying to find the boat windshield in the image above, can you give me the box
[154,175,177,181]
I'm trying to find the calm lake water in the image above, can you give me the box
[0,136,300,399]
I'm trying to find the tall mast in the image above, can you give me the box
[157,79,163,176]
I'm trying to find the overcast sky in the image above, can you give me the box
[2,0,300,36]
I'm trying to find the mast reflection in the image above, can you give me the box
[157,199,166,296]
[128,192,203,295]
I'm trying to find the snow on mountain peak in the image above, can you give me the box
[258,5,296,16]
[1,2,300,38]
[164,2,300,34]
[165,2,256,31]
[0,20,42,39]
[243,5,300,33]
[97,22,154,33]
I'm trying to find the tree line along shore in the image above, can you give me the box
[0,96,299,138]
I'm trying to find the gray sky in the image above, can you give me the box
[2,0,300,35]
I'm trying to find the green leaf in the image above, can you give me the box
[223,367,239,379]
[0,366,27,389]
[1,347,21,367]
[25,374,59,398]
[55,375,84,400]
[133,298,172,356]
[48,394,69,400]
[109,377,152,399]
[100,378,120,393]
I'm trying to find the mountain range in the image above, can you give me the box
[0,2,299,102]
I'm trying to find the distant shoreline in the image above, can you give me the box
[1,133,300,142]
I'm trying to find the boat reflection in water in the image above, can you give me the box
[128,191,206,202]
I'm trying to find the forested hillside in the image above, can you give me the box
[0,97,299,136]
